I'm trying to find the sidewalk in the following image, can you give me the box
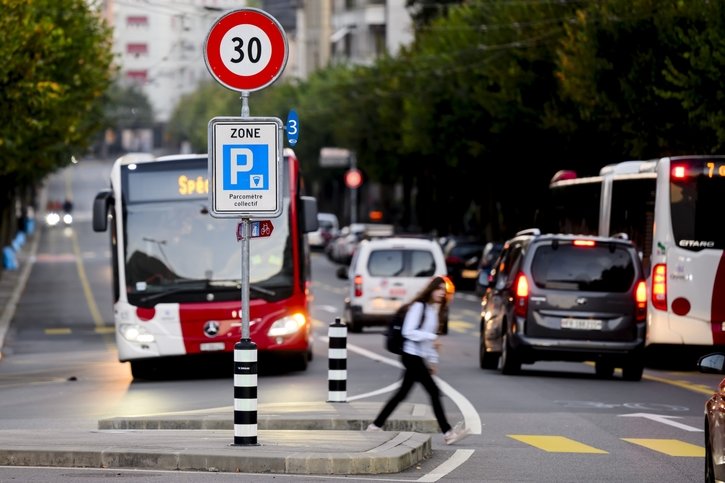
[0,225,439,475]
[0,402,438,475]
[0,224,38,356]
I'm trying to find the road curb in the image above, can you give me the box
[0,429,432,475]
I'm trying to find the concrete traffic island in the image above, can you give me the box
[0,429,431,475]
[0,402,438,475]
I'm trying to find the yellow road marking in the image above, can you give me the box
[508,435,608,453]
[65,168,115,350]
[641,373,716,396]
[44,328,72,335]
[622,438,704,457]
[448,320,475,334]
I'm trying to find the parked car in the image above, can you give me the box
[308,212,339,250]
[337,236,453,333]
[698,353,725,482]
[479,228,647,380]
[443,237,486,290]
[474,242,504,295]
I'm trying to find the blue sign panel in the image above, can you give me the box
[222,144,269,190]
[286,109,299,146]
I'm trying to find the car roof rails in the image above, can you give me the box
[515,228,541,237]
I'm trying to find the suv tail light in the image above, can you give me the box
[443,276,455,302]
[514,272,529,318]
[635,279,647,321]
[446,256,463,265]
[651,264,667,311]
[354,275,363,297]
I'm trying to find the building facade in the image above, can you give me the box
[103,0,242,123]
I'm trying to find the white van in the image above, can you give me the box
[337,237,451,333]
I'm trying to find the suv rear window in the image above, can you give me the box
[530,244,635,292]
[367,249,436,277]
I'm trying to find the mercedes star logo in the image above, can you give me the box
[204,321,220,337]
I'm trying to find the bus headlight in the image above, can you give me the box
[45,213,60,226]
[267,313,306,337]
[119,324,155,344]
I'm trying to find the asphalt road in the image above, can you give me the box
[0,158,720,482]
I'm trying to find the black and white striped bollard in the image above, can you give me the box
[327,317,347,402]
[233,338,258,445]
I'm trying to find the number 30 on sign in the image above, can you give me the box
[204,8,288,92]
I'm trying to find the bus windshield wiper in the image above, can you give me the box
[208,279,277,296]
[137,279,211,303]
[137,279,277,303]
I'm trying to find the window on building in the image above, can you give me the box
[127,43,148,56]
[126,16,148,27]
[126,70,148,83]
[370,25,385,57]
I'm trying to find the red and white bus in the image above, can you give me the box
[93,150,318,378]
[547,155,725,357]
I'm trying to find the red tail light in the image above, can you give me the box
[635,279,647,321]
[446,256,463,265]
[514,273,529,318]
[671,165,687,179]
[651,264,667,311]
[573,239,596,247]
[443,276,455,302]
[354,275,363,297]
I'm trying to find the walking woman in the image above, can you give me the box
[366,276,470,445]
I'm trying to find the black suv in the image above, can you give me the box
[479,229,647,380]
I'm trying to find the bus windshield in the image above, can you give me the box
[124,200,293,304]
[121,157,294,305]
[670,160,725,250]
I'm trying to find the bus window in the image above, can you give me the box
[545,179,600,236]
[609,177,656,270]
[670,165,725,250]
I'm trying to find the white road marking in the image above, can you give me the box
[417,449,475,482]
[316,305,338,314]
[619,413,703,432]
[320,333,480,480]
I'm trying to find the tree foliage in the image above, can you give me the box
[0,0,114,248]
[0,0,114,183]
[167,0,725,239]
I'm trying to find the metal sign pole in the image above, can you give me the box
[240,218,250,339]
[232,94,258,447]
[240,92,250,341]
[205,8,288,447]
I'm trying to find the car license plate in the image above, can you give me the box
[372,298,401,311]
[462,269,479,279]
[200,342,225,351]
[561,318,603,330]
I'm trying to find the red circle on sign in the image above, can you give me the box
[345,169,363,189]
[204,9,287,92]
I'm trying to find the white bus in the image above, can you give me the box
[547,155,725,357]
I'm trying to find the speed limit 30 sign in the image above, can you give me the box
[204,8,288,92]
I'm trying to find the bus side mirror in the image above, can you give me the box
[300,196,319,234]
[93,190,113,232]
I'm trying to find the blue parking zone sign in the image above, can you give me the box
[222,144,269,190]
